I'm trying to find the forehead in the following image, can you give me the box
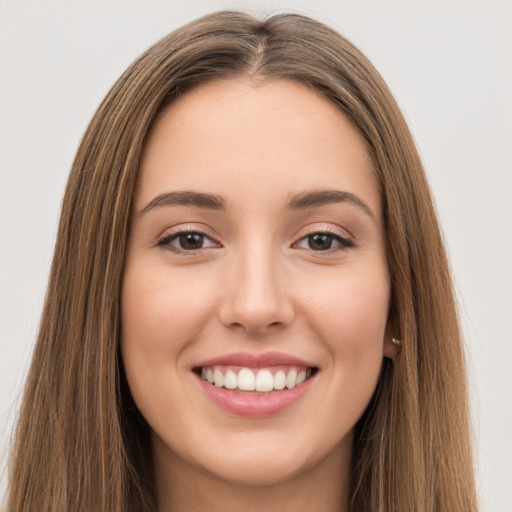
[136,78,379,215]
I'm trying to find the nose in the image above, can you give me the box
[218,245,295,336]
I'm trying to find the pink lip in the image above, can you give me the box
[195,374,315,418]
[194,351,316,369]
[193,351,318,418]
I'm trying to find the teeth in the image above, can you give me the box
[200,365,314,392]
[286,368,297,389]
[255,369,274,392]
[274,370,286,390]
[213,368,224,387]
[224,369,238,390]
[238,368,255,391]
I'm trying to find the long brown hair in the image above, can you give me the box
[7,10,478,512]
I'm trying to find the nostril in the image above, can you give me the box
[217,281,295,334]
[229,320,289,337]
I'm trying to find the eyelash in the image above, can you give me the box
[156,227,355,255]
[156,228,219,254]
[293,229,355,253]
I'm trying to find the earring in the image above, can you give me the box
[391,337,401,352]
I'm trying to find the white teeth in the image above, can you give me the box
[224,369,238,389]
[200,365,314,392]
[286,368,297,389]
[274,370,286,390]
[237,368,256,391]
[255,369,274,392]
[213,368,224,387]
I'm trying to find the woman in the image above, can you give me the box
[6,10,478,512]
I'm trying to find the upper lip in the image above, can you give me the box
[194,351,317,369]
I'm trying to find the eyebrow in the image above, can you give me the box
[139,188,374,219]
[140,191,227,214]
[285,189,374,218]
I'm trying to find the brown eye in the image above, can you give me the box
[178,232,205,250]
[157,230,218,252]
[307,233,334,251]
[294,232,354,252]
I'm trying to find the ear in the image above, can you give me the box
[383,315,400,360]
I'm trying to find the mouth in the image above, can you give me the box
[193,365,318,393]
[192,352,319,417]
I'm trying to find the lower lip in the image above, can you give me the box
[195,373,315,418]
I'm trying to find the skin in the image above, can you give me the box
[121,78,394,512]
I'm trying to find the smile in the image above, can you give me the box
[193,352,319,417]
[198,365,314,392]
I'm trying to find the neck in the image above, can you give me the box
[153,434,351,512]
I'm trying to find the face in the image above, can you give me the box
[121,78,391,487]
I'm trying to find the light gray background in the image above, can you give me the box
[1,1,511,510]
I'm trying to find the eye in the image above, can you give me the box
[294,232,354,252]
[157,229,219,253]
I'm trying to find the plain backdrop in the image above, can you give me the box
[1,1,511,510]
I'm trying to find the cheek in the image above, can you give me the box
[120,262,220,431]
[274,263,390,452]
[122,264,211,352]
[302,266,389,344]
[298,265,389,389]
[120,263,215,406]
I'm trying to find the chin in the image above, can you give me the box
[155,424,352,489]
[195,450,316,487]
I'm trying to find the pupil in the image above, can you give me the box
[308,233,332,251]
[180,232,203,250]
